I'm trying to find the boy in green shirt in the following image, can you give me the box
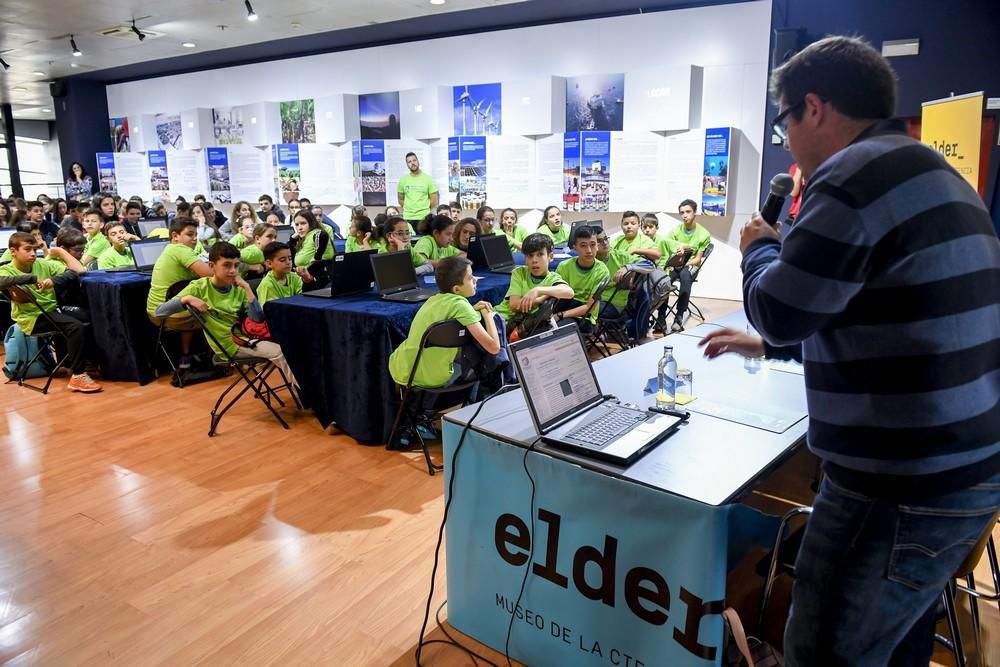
[97,221,139,269]
[640,213,682,270]
[595,228,640,316]
[80,208,111,267]
[0,231,100,393]
[554,226,611,331]
[611,210,661,262]
[661,199,713,332]
[495,233,573,323]
[256,241,304,307]
[155,242,297,387]
[239,223,277,277]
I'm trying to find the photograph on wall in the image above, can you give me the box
[212,107,245,145]
[359,92,401,140]
[148,150,169,193]
[458,136,487,210]
[701,127,730,216]
[447,137,460,201]
[280,99,316,144]
[275,144,302,203]
[453,83,502,136]
[206,147,231,204]
[110,117,130,152]
[580,131,611,212]
[96,153,117,194]
[566,73,625,132]
[562,132,581,211]
[359,139,387,206]
[351,141,363,205]
[155,113,183,150]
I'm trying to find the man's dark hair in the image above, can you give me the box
[679,199,698,212]
[263,241,289,261]
[522,232,554,255]
[83,208,104,220]
[56,227,87,249]
[621,210,640,222]
[125,201,141,213]
[208,241,240,262]
[405,151,417,160]
[436,256,471,294]
[769,35,896,121]
[258,194,273,205]
[26,200,42,210]
[169,215,197,236]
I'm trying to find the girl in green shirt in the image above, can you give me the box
[345,215,374,253]
[413,214,460,267]
[290,209,333,289]
[499,207,528,250]
[378,216,433,274]
[535,205,569,246]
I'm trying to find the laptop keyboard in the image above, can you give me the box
[566,408,646,447]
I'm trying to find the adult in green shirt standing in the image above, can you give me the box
[661,199,712,332]
[397,152,438,230]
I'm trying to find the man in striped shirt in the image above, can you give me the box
[724,36,999,665]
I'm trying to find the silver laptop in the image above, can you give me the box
[128,238,171,273]
[137,218,167,237]
[370,250,438,303]
[510,325,683,465]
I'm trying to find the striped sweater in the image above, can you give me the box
[742,119,1000,497]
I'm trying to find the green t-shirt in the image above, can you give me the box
[229,234,251,249]
[555,257,611,323]
[257,270,303,307]
[413,236,460,262]
[240,245,265,267]
[495,266,568,322]
[0,258,66,334]
[378,242,426,268]
[146,243,202,314]
[0,249,13,264]
[294,228,333,268]
[666,223,712,258]
[83,231,111,261]
[97,246,135,269]
[177,278,248,358]
[146,228,170,240]
[345,236,368,253]
[388,292,480,389]
[502,225,529,249]
[611,233,656,255]
[599,249,635,310]
[649,233,680,269]
[397,171,438,221]
[534,223,569,246]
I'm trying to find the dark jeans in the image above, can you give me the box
[31,309,90,374]
[785,471,1000,666]
[668,266,694,321]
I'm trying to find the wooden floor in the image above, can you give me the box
[1,298,997,666]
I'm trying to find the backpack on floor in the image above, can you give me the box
[3,324,54,380]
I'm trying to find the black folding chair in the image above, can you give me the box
[153,278,193,387]
[387,319,479,476]
[587,268,658,356]
[662,242,715,325]
[185,305,300,436]
[2,284,84,394]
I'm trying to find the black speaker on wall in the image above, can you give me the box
[772,28,805,68]
[49,80,68,98]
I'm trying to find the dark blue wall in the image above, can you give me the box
[762,0,1000,222]
[53,79,112,188]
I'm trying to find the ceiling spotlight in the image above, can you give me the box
[131,20,146,42]
[70,62,79,68]
[182,42,196,48]
[245,0,258,21]
[0,58,9,71]
[430,0,446,5]
[71,35,82,57]
[33,70,46,76]
[41,108,51,113]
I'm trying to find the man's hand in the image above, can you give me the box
[36,278,54,291]
[698,327,765,359]
[181,295,209,312]
[740,213,781,252]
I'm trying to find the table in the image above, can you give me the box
[81,271,157,384]
[265,272,512,443]
[442,333,807,665]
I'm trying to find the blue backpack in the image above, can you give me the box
[3,324,53,380]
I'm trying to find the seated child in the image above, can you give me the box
[239,223,278,277]
[452,218,481,254]
[53,227,87,264]
[289,209,333,288]
[228,216,256,250]
[641,214,681,269]
[498,208,528,251]
[476,206,498,236]
[79,208,111,267]
[97,221,139,269]
[611,211,661,262]
[155,242,297,387]
[413,214,461,267]
[535,206,569,246]
[256,241,304,307]
[554,225,611,331]
[0,231,100,393]
[378,216,433,275]
[345,215,374,253]
[594,228,640,317]
[389,255,500,390]
[495,232,573,325]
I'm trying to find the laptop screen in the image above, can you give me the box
[0,228,15,253]
[138,219,167,237]
[371,250,417,294]
[130,239,170,268]
[481,234,513,267]
[511,326,603,433]
[274,225,293,244]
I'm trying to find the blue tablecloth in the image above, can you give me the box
[80,271,156,384]
[265,273,512,443]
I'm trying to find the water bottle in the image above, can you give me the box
[657,345,677,410]
[743,325,762,374]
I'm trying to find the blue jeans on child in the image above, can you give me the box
[784,470,1000,666]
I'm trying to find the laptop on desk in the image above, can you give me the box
[303,249,377,298]
[371,250,438,303]
[127,238,170,273]
[467,234,516,274]
[137,218,167,237]
[274,225,294,244]
[510,325,683,466]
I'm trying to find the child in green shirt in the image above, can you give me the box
[413,214,461,267]
[499,207,528,251]
[155,242,297,387]
[495,233,573,323]
[659,199,713,333]
[256,241,304,307]
[388,255,500,389]
[345,215,374,253]
[239,223,278,277]
[80,208,111,267]
[228,216,255,250]
[476,206,499,236]
[379,216,433,274]
[554,226,611,329]
[535,205,569,246]
[452,218,480,254]
[641,213,682,270]
[595,228,639,315]
[611,211,661,262]
[290,209,333,289]
[97,221,139,269]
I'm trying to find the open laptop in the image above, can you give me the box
[303,249,377,298]
[137,218,167,237]
[467,234,516,274]
[510,325,683,465]
[370,250,438,303]
[128,238,171,273]
[274,225,294,244]
[0,228,15,258]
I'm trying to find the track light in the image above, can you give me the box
[131,20,146,42]
[0,58,9,71]
[245,0,258,21]
[71,35,82,57]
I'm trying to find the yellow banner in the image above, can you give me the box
[921,92,983,190]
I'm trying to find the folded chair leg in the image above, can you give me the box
[688,300,705,322]
[415,430,443,476]
[209,373,254,436]
[244,362,290,430]
[943,581,967,667]
[387,386,412,449]
[19,338,67,395]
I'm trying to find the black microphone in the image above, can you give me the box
[760,173,795,226]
